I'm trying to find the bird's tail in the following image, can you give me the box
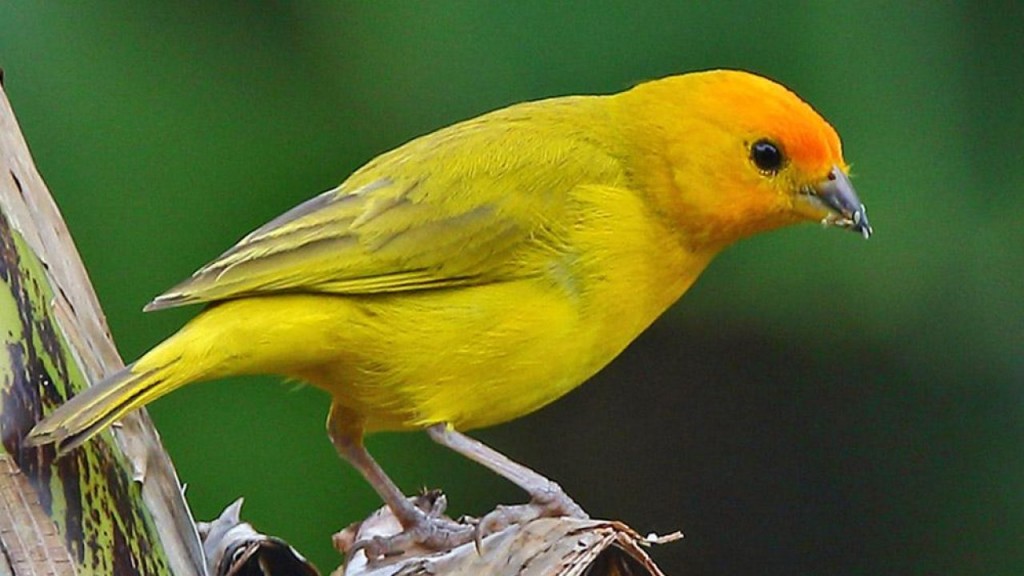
[25,357,185,455]
[26,295,337,454]
[25,294,275,455]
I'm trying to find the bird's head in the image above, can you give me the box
[618,70,872,250]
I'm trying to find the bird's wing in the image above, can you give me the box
[146,106,624,310]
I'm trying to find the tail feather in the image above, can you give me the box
[26,297,305,455]
[26,362,174,455]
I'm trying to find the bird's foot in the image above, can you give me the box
[350,517,475,561]
[335,490,476,561]
[472,485,588,535]
[529,479,589,519]
[335,487,589,562]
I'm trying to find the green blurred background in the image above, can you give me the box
[1,3,1022,574]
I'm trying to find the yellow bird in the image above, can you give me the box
[28,70,871,555]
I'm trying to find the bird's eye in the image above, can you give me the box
[750,139,784,174]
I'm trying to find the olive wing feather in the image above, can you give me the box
[146,109,622,310]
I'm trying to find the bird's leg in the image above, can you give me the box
[425,423,588,527]
[327,404,473,559]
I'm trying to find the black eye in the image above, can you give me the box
[751,139,784,173]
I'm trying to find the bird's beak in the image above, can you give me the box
[806,165,873,239]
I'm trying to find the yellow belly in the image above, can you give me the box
[316,281,624,432]
[190,280,643,432]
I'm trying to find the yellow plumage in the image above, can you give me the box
[28,70,871,553]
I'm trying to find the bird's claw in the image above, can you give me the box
[471,494,587,538]
[349,512,475,561]
[528,481,589,519]
[339,488,590,562]
[342,490,475,561]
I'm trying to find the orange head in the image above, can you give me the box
[616,69,871,249]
